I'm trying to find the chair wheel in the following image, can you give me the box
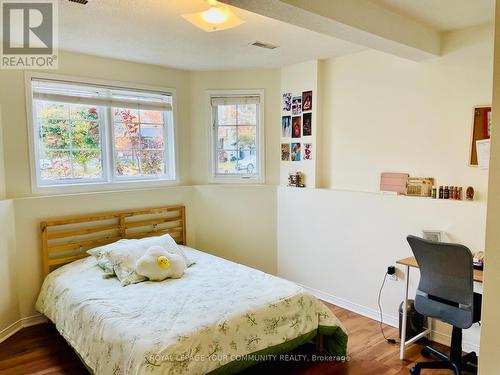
[421,348,431,358]
[409,367,420,375]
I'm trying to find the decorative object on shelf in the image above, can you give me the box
[473,251,485,270]
[380,172,409,195]
[406,177,434,197]
[431,185,437,199]
[281,143,290,161]
[466,186,475,201]
[303,143,312,160]
[291,142,301,161]
[470,106,491,166]
[287,171,305,187]
[437,185,465,200]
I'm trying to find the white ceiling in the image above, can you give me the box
[369,0,495,31]
[59,0,364,71]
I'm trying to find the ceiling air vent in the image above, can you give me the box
[250,41,278,50]
[68,0,88,4]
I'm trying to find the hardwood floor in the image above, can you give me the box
[0,303,473,375]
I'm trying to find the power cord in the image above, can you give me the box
[377,270,397,344]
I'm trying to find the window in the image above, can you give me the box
[27,75,176,191]
[209,91,264,182]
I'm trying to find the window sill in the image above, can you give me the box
[31,178,180,196]
[209,175,265,184]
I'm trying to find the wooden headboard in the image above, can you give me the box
[40,205,186,276]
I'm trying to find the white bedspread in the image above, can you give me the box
[36,247,346,375]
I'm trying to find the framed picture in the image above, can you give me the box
[292,116,301,138]
[281,143,290,161]
[302,91,312,112]
[422,230,444,243]
[282,93,291,113]
[292,96,302,115]
[303,143,312,160]
[302,112,312,136]
[281,115,291,137]
[291,142,301,161]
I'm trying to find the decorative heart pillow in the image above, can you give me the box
[135,245,187,281]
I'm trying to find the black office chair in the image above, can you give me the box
[406,235,481,375]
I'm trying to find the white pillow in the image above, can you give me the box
[105,245,148,286]
[135,246,186,281]
[87,239,136,275]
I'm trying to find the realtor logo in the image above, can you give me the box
[1,0,58,69]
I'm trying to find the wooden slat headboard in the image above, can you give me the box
[40,205,186,276]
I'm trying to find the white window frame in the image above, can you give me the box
[208,89,265,184]
[25,72,179,194]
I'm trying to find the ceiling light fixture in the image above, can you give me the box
[182,1,244,32]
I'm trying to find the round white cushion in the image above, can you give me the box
[135,245,187,281]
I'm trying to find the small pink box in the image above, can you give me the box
[380,173,409,195]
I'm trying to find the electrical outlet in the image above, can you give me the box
[389,273,398,281]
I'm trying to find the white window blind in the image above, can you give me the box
[32,79,173,111]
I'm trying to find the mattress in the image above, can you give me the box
[36,246,347,374]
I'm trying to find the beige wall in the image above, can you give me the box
[0,200,19,334]
[0,107,5,200]
[189,69,281,185]
[193,185,277,274]
[187,69,280,276]
[321,24,493,199]
[0,51,192,198]
[478,2,500,372]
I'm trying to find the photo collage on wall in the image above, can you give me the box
[281,90,313,161]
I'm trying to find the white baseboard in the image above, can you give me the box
[298,283,399,327]
[0,314,47,344]
[299,283,480,354]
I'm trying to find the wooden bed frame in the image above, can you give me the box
[40,205,186,276]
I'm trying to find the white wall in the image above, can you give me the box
[278,187,485,351]
[321,24,493,200]
[0,200,18,336]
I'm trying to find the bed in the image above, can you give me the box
[35,205,348,374]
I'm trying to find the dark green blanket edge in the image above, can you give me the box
[208,325,348,375]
